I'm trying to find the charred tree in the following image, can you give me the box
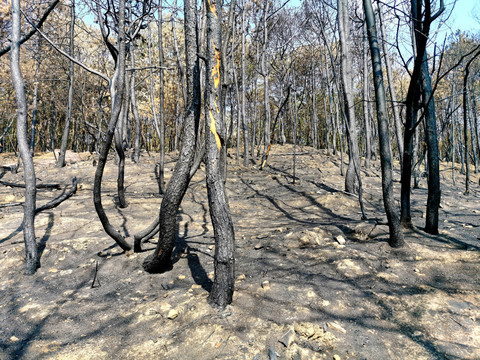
[93,0,132,251]
[56,0,75,168]
[205,0,235,308]
[241,0,249,166]
[157,0,166,192]
[377,2,403,168]
[337,0,361,194]
[364,0,405,247]
[11,0,39,274]
[142,0,201,271]
[401,0,443,228]
[400,0,444,227]
[421,55,441,234]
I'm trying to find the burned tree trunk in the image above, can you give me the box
[205,0,235,308]
[421,57,440,234]
[364,0,405,247]
[462,48,480,194]
[338,0,361,194]
[241,0,249,166]
[93,0,131,251]
[10,0,38,274]
[157,0,166,192]
[142,0,201,272]
[56,0,75,168]
[131,43,141,164]
[377,2,403,168]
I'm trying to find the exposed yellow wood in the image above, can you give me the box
[209,110,222,150]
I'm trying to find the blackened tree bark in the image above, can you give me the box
[311,57,319,149]
[143,0,201,271]
[157,0,166,193]
[462,48,480,194]
[241,0,249,166]
[400,0,443,227]
[260,0,271,168]
[377,2,403,168]
[362,22,371,168]
[421,56,440,234]
[337,0,361,194]
[30,36,41,154]
[113,87,127,208]
[11,0,38,274]
[364,0,405,247]
[472,91,480,172]
[205,0,235,308]
[145,24,164,191]
[93,0,131,251]
[131,42,142,164]
[401,0,444,230]
[56,0,75,168]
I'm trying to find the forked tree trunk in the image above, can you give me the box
[11,0,38,274]
[400,0,427,227]
[205,0,235,308]
[93,0,131,251]
[364,0,405,247]
[401,0,444,228]
[142,0,200,272]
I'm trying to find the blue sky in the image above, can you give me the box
[447,0,480,33]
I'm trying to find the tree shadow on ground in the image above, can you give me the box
[173,216,212,292]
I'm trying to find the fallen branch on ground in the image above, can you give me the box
[0,202,23,209]
[0,180,61,190]
[35,177,77,214]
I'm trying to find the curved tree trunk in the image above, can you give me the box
[364,0,405,247]
[93,0,131,251]
[142,0,200,272]
[114,100,127,208]
[11,0,38,274]
[205,0,235,308]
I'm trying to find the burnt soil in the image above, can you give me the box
[0,144,479,360]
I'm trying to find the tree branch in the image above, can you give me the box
[35,177,78,214]
[0,0,60,58]
[20,9,110,84]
